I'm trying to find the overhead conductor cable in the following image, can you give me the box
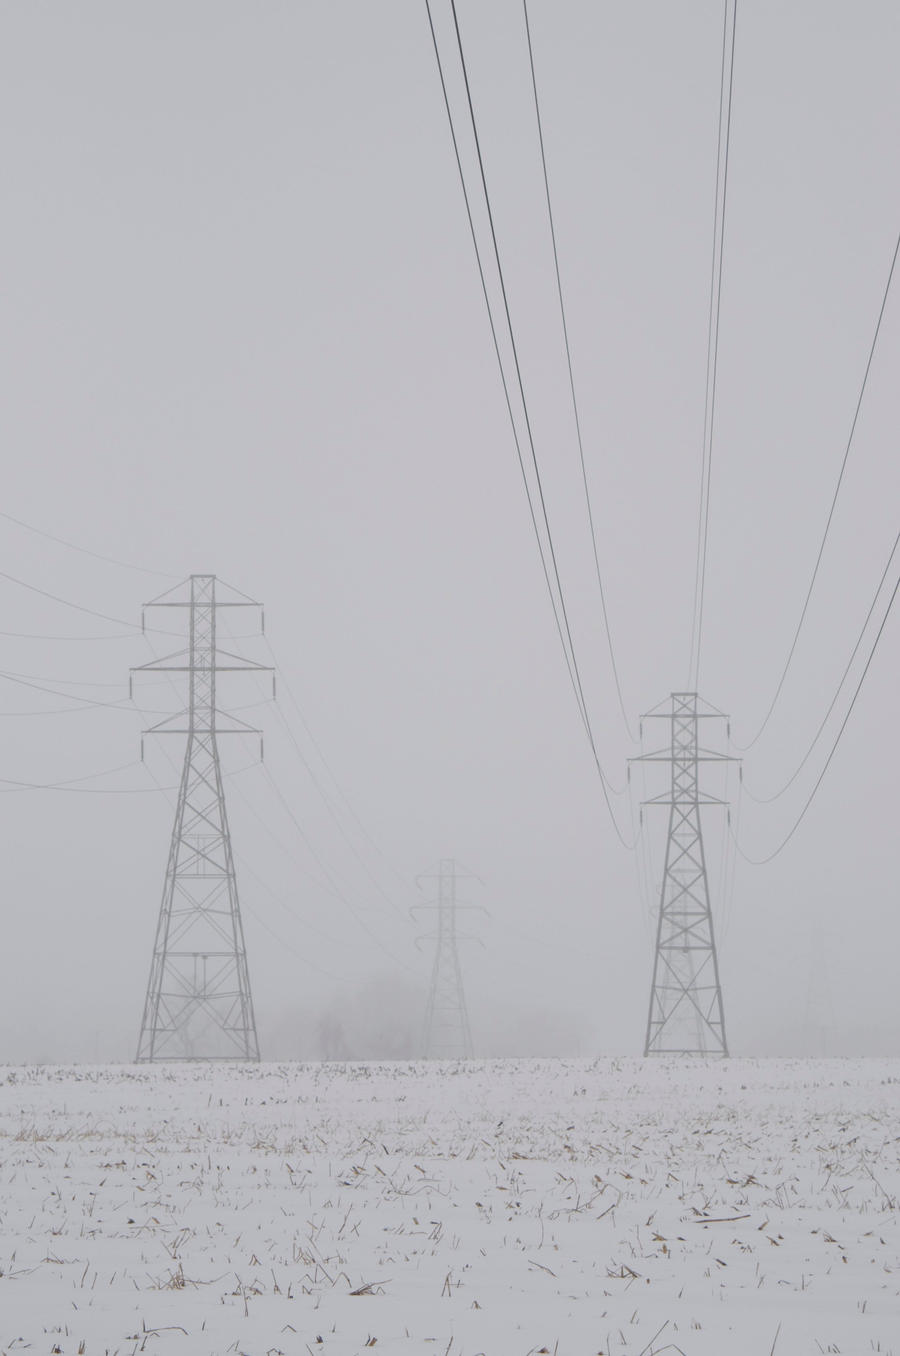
[425,0,632,845]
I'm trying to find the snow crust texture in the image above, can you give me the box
[0,1058,897,1355]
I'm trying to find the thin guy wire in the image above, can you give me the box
[0,629,136,641]
[438,0,632,838]
[222,613,414,916]
[0,509,178,579]
[689,0,737,689]
[0,567,182,636]
[0,668,268,719]
[262,632,413,894]
[235,627,412,922]
[0,759,143,790]
[742,525,900,803]
[141,751,349,982]
[258,760,419,976]
[225,763,377,929]
[0,666,138,688]
[268,697,412,925]
[0,757,256,795]
[143,661,349,949]
[135,629,368,975]
[522,0,636,742]
[733,569,900,864]
[735,221,900,749]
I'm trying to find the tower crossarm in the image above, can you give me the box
[639,691,732,1058]
[134,573,262,1064]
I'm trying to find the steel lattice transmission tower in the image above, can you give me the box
[635,693,734,1057]
[132,574,272,1062]
[415,859,482,1059]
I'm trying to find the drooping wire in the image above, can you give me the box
[0,509,178,580]
[141,750,350,983]
[156,608,419,976]
[143,695,357,954]
[134,627,399,967]
[742,525,900,803]
[0,756,254,795]
[255,759,419,976]
[133,625,369,974]
[0,669,136,712]
[734,221,900,750]
[425,0,632,844]
[0,629,137,642]
[522,0,635,743]
[262,633,413,893]
[0,667,268,719]
[688,0,738,690]
[223,765,378,935]
[422,0,584,726]
[0,567,181,636]
[0,759,147,792]
[733,568,900,864]
[221,612,415,915]
[446,0,595,744]
[0,666,137,688]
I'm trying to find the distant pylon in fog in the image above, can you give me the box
[414,858,483,1059]
[132,574,272,1062]
[635,693,733,1057]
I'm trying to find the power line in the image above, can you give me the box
[447,0,596,742]
[0,756,257,795]
[0,629,137,642]
[422,0,585,724]
[734,220,900,750]
[0,670,135,711]
[0,567,181,636]
[261,632,414,894]
[742,526,900,804]
[734,568,900,865]
[425,0,632,844]
[267,698,412,923]
[141,752,350,983]
[688,0,737,689]
[0,668,269,719]
[0,666,144,688]
[0,509,177,580]
[0,758,147,792]
[254,634,412,922]
[257,759,419,976]
[522,0,635,743]
[224,760,376,929]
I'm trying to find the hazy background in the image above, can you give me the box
[0,0,898,1062]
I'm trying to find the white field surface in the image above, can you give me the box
[0,1059,897,1356]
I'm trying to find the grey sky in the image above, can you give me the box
[1,1,898,1061]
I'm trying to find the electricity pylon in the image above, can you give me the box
[634,692,733,1057]
[132,574,272,1062]
[414,859,482,1059]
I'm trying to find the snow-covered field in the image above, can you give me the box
[0,1059,897,1356]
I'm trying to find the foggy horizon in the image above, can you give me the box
[1,0,899,1065]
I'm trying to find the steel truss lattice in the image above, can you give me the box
[133,574,272,1062]
[415,858,482,1060]
[636,692,733,1057]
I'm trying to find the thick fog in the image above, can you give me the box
[0,1,898,1063]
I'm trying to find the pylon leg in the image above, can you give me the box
[134,574,262,1063]
[421,859,474,1059]
[642,693,728,1057]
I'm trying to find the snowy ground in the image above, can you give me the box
[0,1059,897,1356]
